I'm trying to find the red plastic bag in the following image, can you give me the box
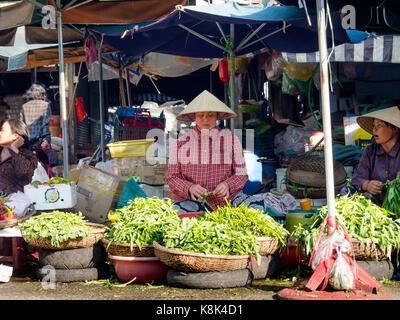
[75,97,87,123]
[218,59,229,83]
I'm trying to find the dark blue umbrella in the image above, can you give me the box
[90,2,368,130]
[90,2,367,59]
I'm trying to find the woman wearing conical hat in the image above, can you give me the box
[351,106,400,205]
[166,90,249,212]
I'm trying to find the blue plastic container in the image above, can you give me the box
[243,151,262,195]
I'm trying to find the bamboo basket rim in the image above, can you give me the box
[21,221,106,250]
[0,205,35,229]
[152,241,250,260]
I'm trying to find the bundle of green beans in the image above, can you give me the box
[161,217,260,261]
[104,197,181,250]
[382,171,400,218]
[200,202,289,246]
[19,211,91,248]
[291,193,400,263]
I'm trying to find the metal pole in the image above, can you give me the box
[56,0,69,178]
[98,41,105,161]
[230,24,235,131]
[316,0,336,234]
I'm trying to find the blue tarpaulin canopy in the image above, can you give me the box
[89,2,367,59]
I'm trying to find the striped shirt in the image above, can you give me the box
[166,125,248,211]
[351,141,400,204]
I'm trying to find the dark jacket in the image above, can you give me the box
[0,147,38,194]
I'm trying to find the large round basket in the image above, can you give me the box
[153,241,250,273]
[101,238,155,257]
[287,156,347,188]
[286,181,346,199]
[351,238,389,261]
[257,237,280,256]
[0,205,36,230]
[21,222,106,250]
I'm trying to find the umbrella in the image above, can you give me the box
[90,1,367,130]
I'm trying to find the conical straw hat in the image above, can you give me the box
[176,90,237,121]
[356,106,400,135]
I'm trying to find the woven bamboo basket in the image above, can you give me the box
[351,238,390,261]
[21,222,106,250]
[0,205,35,230]
[286,181,346,199]
[287,156,347,188]
[257,237,280,256]
[153,241,250,273]
[101,238,155,257]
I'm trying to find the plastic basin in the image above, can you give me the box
[177,212,204,219]
[279,238,306,269]
[108,255,170,283]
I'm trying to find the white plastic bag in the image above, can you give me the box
[328,248,356,290]
[311,231,351,271]
[95,160,115,174]
[7,191,32,218]
[31,162,49,184]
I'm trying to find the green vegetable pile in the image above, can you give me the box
[161,217,260,261]
[291,193,400,262]
[19,211,90,248]
[104,197,181,250]
[383,171,400,218]
[200,202,289,246]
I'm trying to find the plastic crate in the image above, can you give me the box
[107,139,155,158]
[114,111,165,141]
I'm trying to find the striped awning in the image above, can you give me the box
[281,35,400,63]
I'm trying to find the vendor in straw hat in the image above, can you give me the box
[351,106,400,205]
[166,90,249,213]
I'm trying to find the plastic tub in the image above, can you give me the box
[243,151,262,195]
[108,255,170,283]
[107,139,155,158]
[285,209,315,233]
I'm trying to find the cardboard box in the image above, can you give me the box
[24,182,77,211]
[75,166,127,223]
[113,157,168,185]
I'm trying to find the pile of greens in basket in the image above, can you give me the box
[199,202,289,246]
[104,197,180,250]
[291,193,400,263]
[161,217,260,261]
[19,211,91,248]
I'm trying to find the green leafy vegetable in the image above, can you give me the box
[200,201,289,246]
[161,217,260,261]
[19,211,90,247]
[104,197,180,251]
[291,193,400,264]
[382,171,400,218]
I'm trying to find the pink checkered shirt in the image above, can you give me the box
[166,125,248,211]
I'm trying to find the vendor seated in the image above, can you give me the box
[0,119,38,195]
[351,106,400,205]
[166,90,248,213]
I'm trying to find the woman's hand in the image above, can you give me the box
[364,180,383,195]
[189,184,208,201]
[214,182,229,199]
